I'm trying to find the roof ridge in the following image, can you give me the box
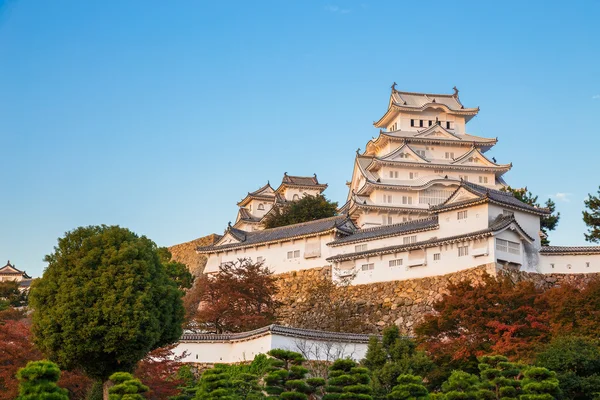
[354,216,438,233]
[258,215,345,233]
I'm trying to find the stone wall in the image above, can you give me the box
[273,264,600,335]
[169,234,221,277]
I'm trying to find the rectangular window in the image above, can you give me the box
[419,120,424,128]
[496,239,520,255]
[355,244,368,252]
[387,216,393,225]
[389,171,398,178]
[458,245,469,257]
[410,119,415,127]
[479,176,488,184]
[402,196,413,205]
[389,259,403,267]
[459,175,469,182]
[433,253,441,261]
[361,263,375,271]
[445,152,455,159]
[429,120,433,126]
[409,172,419,179]
[383,195,393,204]
[457,210,468,220]
[287,251,300,259]
[403,235,417,245]
[587,262,590,268]
[550,263,555,268]
[446,121,451,129]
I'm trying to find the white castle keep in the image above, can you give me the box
[198,86,600,284]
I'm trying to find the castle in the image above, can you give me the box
[197,86,600,284]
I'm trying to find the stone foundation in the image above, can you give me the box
[273,264,600,335]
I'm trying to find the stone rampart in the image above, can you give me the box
[273,264,600,335]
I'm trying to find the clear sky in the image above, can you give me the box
[1,0,599,277]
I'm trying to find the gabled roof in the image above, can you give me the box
[540,246,600,255]
[431,181,550,216]
[198,216,356,253]
[0,261,31,278]
[377,143,430,163]
[364,126,497,155]
[276,173,328,192]
[236,208,261,223]
[327,214,531,262]
[451,146,511,168]
[374,86,480,128]
[328,217,439,247]
[237,183,276,207]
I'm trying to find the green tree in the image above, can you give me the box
[501,186,559,245]
[520,367,560,400]
[16,360,69,400]
[477,355,522,400]
[324,359,372,400]
[440,371,480,400]
[264,349,325,400]
[262,194,338,229]
[158,247,194,290]
[583,187,600,243]
[29,225,186,400]
[535,336,600,400]
[108,372,149,400]
[363,325,434,395]
[0,280,27,311]
[387,375,429,400]
[194,366,234,400]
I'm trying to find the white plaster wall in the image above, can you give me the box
[281,187,322,201]
[493,230,526,266]
[436,204,490,238]
[355,211,429,229]
[538,254,600,274]
[334,237,494,284]
[488,205,541,249]
[204,233,337,275]
[174,334,369,364]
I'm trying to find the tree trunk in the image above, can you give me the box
[103,380,114,400]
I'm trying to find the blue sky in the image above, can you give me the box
[1,0,599,277]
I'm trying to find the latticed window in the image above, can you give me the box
[403,235,417,245]
[419,188,453,205]
[389,259,403,267]
[355,244,367,252]
[458,245,469,257]
[496,239,520,255]
[361,263,374,271]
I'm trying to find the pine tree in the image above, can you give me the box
[264,349,324,400]
[324,359,372,400]
[363,325,433,395]
[108,372,149,400]
[387,375,429,400]
[520,367,560,400]
[16,360,69,400]
[440,371,480,400]
[232,372,264,400]
[477,355,522,400]
[195,366,234,400]
[583,187,600,243]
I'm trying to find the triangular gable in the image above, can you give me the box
[452,147,504,167]
[414,125,461,140]
[0,262,23,275]
[214,227,248,247]
[378,143,429,163]
[443,186,484,205]
[492,220,534,244]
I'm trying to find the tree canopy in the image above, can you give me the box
[262,194,338,229]
[29,225,186,388]
[583,186,600,243]
[501,186,559,245]
[16,360,69,400]
[184,258,279,333]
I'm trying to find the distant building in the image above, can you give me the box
[198,86,600,284]
[0,260,32,289]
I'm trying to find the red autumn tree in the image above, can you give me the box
[135,345,188,400]
[184,258,280,333]
[0,318,41,400]
[541,277,600,337]
[415,274,550,376]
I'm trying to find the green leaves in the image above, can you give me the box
[16,360,69,400]
[30,225,186,381]
[583,186,600,243]
[262,194,338,229]
[108,372,149,400]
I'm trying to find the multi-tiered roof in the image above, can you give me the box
[234,173,328,230]
[343,85,511,228]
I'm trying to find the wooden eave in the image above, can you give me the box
[237,193,276,207]
[368,157,511,174]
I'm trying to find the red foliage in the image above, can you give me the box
[184,258,280,333]
[135,345,187,400]
[58,370,94,400]
[0,318,42,400]
[415,275,550,371]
